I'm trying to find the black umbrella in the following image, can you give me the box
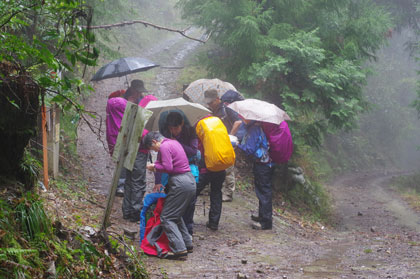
[91,57,159,81]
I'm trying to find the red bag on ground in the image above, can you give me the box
[140,198,170,257]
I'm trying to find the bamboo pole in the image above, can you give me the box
[41,105,49,190]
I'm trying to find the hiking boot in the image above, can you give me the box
[123,214,140,223]
[116,186,124,197]
[163,250,188,260]
[129,215,140,223]
[251,214,261,222]
[206,221,218,231]
[251,222,272,230]
[186,246,193,253]
[222,195,233,202]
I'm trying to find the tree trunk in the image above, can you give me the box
[0,62,42,188]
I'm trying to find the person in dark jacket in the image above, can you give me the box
[155,110,200,189]
[240,118,292,230]
[204,89,242,202]
[239,119,273,230]
[183,116,230,234]
[159,110,198,159]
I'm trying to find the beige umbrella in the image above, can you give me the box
[228,99,291,125]
[183,78,238,104]
[144,97,211,131]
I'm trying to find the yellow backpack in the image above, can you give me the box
[196,116,236,172]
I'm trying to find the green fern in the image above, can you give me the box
[0,247,38,276]
[0,248,38,258]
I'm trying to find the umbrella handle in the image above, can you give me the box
[124,76,129,88]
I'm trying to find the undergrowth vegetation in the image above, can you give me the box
[275,148,332,222]
[390,173,420,212]
[0,178,149,279]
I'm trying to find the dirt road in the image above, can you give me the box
[143,172,419,278]
[77,32,419,278]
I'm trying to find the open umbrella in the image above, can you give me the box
[228,99,291,125]
[91,57,159,81]
[183,78,239,104]
[145,97,211,131]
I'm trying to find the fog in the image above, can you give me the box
[332,28,420,171]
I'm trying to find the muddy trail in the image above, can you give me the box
[143,172,419,278]
[77,34,420,278]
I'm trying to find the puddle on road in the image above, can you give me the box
[299,243,352,278]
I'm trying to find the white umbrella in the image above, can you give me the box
[183,78,238,104]
[228,99,291,125]
[145,97,211,131]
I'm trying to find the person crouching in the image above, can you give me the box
[143,131,196,260]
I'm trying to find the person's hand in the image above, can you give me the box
[153,184,163,193]
[146,163,155,172]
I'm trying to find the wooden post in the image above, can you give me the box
[41,105,49,190]
[47,104,60,178]
[101,106,137,231]
[100,103,152,232]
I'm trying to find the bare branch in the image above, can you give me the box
[0,2,39,29]
[3,260,34,271]
[84,19,209,43]
[45,88,108,151]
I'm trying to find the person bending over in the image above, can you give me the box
[144,132,196,259]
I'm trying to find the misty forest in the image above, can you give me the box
[0,0,419,278]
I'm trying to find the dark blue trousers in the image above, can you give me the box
[253,162,275,228]
[183,170,226,234]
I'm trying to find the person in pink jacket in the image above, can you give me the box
[105,79,156,222]
[144,131,196,260]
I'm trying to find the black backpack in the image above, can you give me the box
[220,90,244,104]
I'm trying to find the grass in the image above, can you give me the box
[276,144,332,222]
[283,180,331,222]
[390,173,420,212]
[236,179,253,191]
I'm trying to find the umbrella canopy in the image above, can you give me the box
[144,97,211,131]
[183,78,238,104]
[228,99,291,125]
[91,57,159,81]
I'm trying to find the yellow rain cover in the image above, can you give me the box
[196,117,235,172]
